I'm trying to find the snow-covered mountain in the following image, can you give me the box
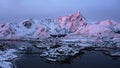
[0,12,120,39]
[0,23,17,39]
[77,20,120,37]
[58,11,87,33]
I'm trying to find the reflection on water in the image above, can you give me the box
[15,51,120,68]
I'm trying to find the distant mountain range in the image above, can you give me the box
[0,12,120,39]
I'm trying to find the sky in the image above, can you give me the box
[0,0,120,23]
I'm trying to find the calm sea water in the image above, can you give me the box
[15,51,120,68]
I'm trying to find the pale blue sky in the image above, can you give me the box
[0,0,120,23]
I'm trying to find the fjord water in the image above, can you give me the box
[15,51,120,68]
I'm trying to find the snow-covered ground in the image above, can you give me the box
[0,49,18,68]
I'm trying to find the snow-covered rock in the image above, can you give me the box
[0,49,18,68]
[58,12,87,33]
[0,23,17,39]
[79,24,112,37]
[39,42,84,62]
[15,18,49,39]
[8,18,66,39]
[0,62,13,68]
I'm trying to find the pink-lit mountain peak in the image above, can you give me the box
[58,12,87,32]
[67,11,81,20]
[58,11,86,24]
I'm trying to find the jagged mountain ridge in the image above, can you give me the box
[0,12,120,39]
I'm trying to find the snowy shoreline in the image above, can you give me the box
[0,49,19,68]
[0,39,120,68]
